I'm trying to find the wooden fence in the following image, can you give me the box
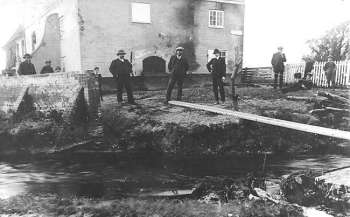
[241,67,274,84]
[285,61,350,87]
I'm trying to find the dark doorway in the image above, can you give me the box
[142,56,166,75]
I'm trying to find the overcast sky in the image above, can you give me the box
[244,0,350,66]
[0,0,349,70]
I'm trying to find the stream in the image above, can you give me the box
[0,152,349,200]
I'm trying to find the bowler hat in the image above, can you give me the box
[23,53,31,58]
[213,48,220,54]
[117,49,126,56]
[176,47,184,51]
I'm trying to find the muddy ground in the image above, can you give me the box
[102,86,349,156]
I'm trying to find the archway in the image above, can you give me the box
[142,56,166,75]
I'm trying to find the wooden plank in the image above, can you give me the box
[169,101,350,141]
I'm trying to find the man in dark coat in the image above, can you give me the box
[94,66,103,101]
[303,57,314,79]
[323,56,336,88]
[17,53,36,75]
[207,48,226,104]
[109,49,135,104]
[271,46,287,89]
[165,47,189,103]
[40,60,54,74]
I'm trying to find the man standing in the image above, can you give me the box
[94,66,103,101]
[17,53,36,75]
[207,48,226,104]
[271,46,287,89]
[323,56,337,88]
[165,47,189,103]
[303,57,314,79]
[40,60,54,74]
[109,49,135,104]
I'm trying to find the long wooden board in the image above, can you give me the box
[169,101,350,141]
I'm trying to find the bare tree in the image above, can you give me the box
[307,21,350,61]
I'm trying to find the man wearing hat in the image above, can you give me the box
[40,60,54,74]
[271,46,287,89]
[17,53,36,75]
[207,48,226,104]
[109,49,135,104]
[165,46,189,103]
[323,55,337,88]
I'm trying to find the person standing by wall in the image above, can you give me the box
[40,60,54,74]
[165,47,189,103]
[323,56,337,89]
[17,53,36,75]
[109,49,135,105]
[271,46,287,89]
[207,49,226,104]
[94,66,103,101]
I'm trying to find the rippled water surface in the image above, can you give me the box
[0,153,349,199]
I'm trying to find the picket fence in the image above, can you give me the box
[285,61,350,87]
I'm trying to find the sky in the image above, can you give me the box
[0,0,349,69]
[243,0,350,66]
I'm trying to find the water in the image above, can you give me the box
[0,153,349,200]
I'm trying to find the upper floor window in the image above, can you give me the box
[32,32,37,51]
[209,10,224,28]
[131,3,151,23]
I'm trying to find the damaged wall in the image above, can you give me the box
[78,0,244,77]
[78,0,200,77]
[21,0,82,72]
[31,13,61,73]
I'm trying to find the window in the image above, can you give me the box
[32,32,37,51]
[131,3,151,23]
[209,10,224,28]
[220,50,227,62]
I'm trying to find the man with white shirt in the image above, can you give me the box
[207,48,226,104]
[109,49,135,104]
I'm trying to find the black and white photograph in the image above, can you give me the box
[0,0,349,216]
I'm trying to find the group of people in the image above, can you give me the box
[109,47,229,105]
[17,53,61,75]
[271,46,338,90]
[17,46,339,105]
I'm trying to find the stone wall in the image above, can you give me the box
[0,72,100,154]
[0,72,96,121]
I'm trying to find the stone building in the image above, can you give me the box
[3,0,244,77]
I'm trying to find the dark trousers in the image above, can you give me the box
[166,75,184,101]
[212,76,225,102]
[274,70,284,89]
[116,76,134,103]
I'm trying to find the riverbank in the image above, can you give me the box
[102,86,349,156]
[0,193,307,217]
